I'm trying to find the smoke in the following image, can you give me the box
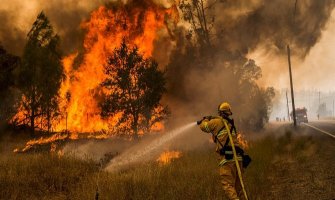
[0,0,178,56]
[214,0,335,57]
[238,0,335,91]
[251,9,335,90]
[1,0,333,84]
[208,0,335,91]
[164,0,335,128]
[0,0,111,55]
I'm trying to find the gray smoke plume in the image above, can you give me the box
[214,0,335,57]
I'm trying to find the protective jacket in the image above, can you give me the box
[199,116,242,166]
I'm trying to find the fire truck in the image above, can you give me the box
[291,107,308,124]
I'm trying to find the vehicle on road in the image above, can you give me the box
[291,107,308,124]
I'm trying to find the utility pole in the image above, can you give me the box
[317,91,321,120]
[287,45,297,126]
[286,90,290,121]
[333,100,334,119]
[308,90,311,113]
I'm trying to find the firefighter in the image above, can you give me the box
[197,102,249,200]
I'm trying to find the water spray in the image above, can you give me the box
[105,122,196,172]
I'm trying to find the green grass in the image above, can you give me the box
[0,132,301,200]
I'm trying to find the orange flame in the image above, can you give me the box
[13,2,178,133]
[157,150,182,164]
[14,133,68,153]
[54,4,177,133]
[13,1,179,153]
[237,132,249,149]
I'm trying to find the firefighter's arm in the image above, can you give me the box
[199,118,217,133]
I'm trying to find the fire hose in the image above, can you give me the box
[223,120,249,200]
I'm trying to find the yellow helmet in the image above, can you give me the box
[218,102,232,115]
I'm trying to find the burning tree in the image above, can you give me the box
[101,40,168,138]
[15,12,64,134]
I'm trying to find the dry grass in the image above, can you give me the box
[0,150,224,200]
[0,131,301,200]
